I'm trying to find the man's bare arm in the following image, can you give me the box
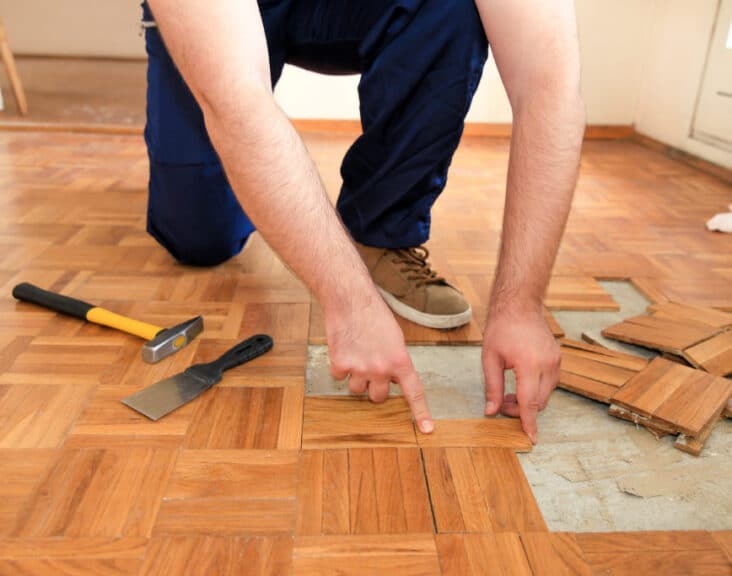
[475,0,585,442]
[147,0,433,432]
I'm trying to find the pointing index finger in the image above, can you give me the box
[395,368,433,434]
[516,372,540,444]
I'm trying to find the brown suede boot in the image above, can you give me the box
[355,243,472,329]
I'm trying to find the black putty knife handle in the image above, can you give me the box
[189,334,273,382]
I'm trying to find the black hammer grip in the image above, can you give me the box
[12,282,95,320]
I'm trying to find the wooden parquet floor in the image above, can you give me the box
[0,129,731,574]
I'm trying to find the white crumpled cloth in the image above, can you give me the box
[706,204,732,233]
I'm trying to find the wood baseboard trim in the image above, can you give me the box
[0,121,143,135]
[633,131,732,185]
[291,119,634,140]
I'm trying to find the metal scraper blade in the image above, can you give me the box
[122,371,211,421]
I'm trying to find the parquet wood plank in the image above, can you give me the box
[574,531,722,554]
[292,535,440,576]
[153,498,296,536]
[436,533,532,576]
[684,331,732,376]
[295,451,324,537]
[560,338,649,371]
[602,314,722,353]
[0,537,148,559]
[520,532,591,576]
[421,448,466,533]
[648,302,732,329]
[544,276,619,311]
[302,397,417,448]
[415,418,532,451]
[0,558,141,575]
[560,350,639,387]
[558,371,621,404]
[397,448,434,534]
[322,449,350,535]
[139,535,292,576]
[581,550,731,575]
[13,448,177,538]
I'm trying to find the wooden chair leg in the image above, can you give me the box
[0,19,28,116]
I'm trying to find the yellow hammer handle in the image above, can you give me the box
[86,307,162,341]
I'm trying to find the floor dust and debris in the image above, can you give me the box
[306,281,732,531]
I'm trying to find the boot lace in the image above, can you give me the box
[391,246,447,288]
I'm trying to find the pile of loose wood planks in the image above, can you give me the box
[558,337,732,456]
[601,302,732,376]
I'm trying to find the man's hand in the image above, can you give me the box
[482,301,560,444]
[326,294,434,434]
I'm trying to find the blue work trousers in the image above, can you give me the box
[143,0,487,265]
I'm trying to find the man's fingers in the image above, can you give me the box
[483,352,505,416]
[499,393,519,417]
[368,380,390,404]
[348,375,368,395]
[517,373,540,444]
[395,369,433,434]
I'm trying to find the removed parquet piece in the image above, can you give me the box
[601,314,719,355]
[602,301,732,376]
[557,339,647,404]
[611,357,731,437]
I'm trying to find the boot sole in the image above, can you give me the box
[377,287,472,329]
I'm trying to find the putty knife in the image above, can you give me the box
[122,334,273,420]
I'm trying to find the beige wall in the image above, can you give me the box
[635,0,732,168]
[0,0,653,125]
[1,0,730,167]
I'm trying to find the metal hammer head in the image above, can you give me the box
[142,316,204,364]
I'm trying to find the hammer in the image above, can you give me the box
[12,282,203,363]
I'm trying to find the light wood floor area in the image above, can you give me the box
[0,129,731,574]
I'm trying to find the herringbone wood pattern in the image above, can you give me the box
[0,129,730,574]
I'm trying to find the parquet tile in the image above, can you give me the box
[611,357,732,437]
[296,448,432,536]
[302,397,417,448]
[436,533,532,576]
[423,447,547,533]
[602,314,720,354]
[12,448,177,538]
[415,418,532,451]
[544,276,619,311]
[647,302,732,329]
[292,535,441,575]
[139,536,292,576]
[154,450,298,537]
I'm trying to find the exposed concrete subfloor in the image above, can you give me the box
[306,281,732,532]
